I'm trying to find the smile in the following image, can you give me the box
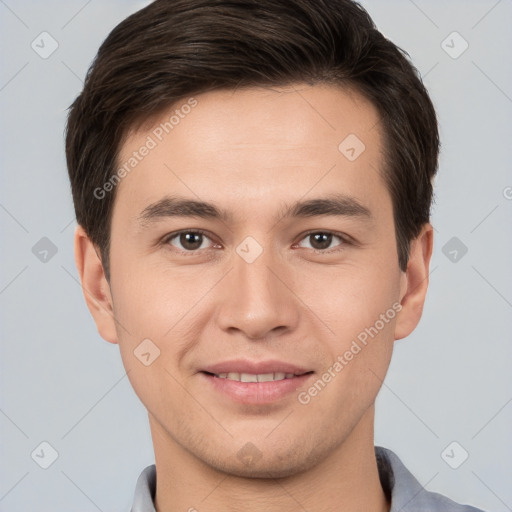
[209,372,299,382]
[200,371,315,405]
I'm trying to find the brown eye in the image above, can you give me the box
[297,231,345,251]
[167,231,211,251]
[310,232,333,250]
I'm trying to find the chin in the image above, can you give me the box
[214,459,306,479]
[205,442,327,480]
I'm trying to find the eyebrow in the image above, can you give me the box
[136,193,372,228]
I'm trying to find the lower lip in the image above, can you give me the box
[200,372,314,405]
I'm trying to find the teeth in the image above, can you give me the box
[240,373,258,383]
[214,372,296,382]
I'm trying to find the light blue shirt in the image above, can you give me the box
[131,446,486,511]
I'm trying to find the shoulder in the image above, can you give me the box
[375,446,487,512]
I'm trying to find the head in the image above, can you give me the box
[67,0,438,478]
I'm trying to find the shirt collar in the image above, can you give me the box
[131,463,156,512]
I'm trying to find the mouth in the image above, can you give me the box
[199,365,315,405]
[201,370,313,382]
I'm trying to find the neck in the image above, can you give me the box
[149,405,389,512]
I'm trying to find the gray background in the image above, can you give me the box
[1,0,511,510]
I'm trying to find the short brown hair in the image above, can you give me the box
[65,0,439,281]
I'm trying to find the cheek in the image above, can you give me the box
[299,260,401,341]
[296,261,400,405]
[110,251,199,330]
[109,257,220,376]
[109,265,196,412]
[303,279,397,424]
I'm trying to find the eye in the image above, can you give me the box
[164,230,218,252]
[295,231,347,251]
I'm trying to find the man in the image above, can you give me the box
[65,0,486,510]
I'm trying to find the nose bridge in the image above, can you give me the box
[216,241,299,339]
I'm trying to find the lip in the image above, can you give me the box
[201,359,312,376]
[199,359,315,405]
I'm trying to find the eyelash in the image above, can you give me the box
[296,230,352,252]
[161,229,351,254]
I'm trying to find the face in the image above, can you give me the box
[78,84,429,478]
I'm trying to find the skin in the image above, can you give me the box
[75,84,433,512]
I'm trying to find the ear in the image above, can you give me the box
[394,223,434,340]
[74,225,118,344]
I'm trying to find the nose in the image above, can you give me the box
[215,245,300,341]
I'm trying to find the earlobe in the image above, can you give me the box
[74,225,119,344]
[394,224,434,341]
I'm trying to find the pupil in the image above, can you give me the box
[311,233,332,250]
[181,232,202,250]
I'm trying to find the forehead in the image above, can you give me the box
[114,84,386,217]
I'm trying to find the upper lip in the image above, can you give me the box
[201,359,313,376]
